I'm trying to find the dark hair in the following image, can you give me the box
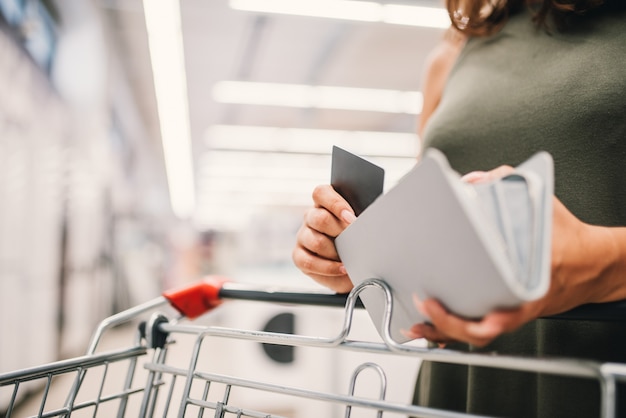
[447,0,607,36]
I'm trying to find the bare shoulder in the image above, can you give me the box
[418,27,467,136]
[425,27,466,78]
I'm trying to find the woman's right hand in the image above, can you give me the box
[292,184,356,293]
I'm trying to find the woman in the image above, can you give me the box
[292,0,626,416]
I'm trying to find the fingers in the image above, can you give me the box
[292,186,356,294]
[304,206,350,240]
[292,205,348,276]
[421,299,500,347]
[461,165,515,184]
[291,243,353,293]
[293,223,342,272]
[312,185,356,223]
[302,271,353,294]
[296,220,340,260]
[305,185,355,242]
[410,295,532,347]
[403,323,452,347]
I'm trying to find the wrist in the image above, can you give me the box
[585,224,626,303]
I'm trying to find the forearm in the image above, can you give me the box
[557,222,626,306]
[590,225,626,303]
[544,198,626,316]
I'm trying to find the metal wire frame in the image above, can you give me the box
[0,344,147,417]
[3,279,626,417]
[155,279,626,417]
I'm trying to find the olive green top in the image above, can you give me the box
[416,6,626,418]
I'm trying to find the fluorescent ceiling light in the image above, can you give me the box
[231,0,380,22]
[229,0,450,29]
[205,124,420,157]
[143,0,195,219]
[194,149,418,228]
[382,4,449,27]
[197,150,416,189]
[198,151,333,186]
[198,177,325,195]
[213,81,423,114]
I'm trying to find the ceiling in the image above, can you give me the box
[101,0,447,231]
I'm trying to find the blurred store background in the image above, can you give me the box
[0,0,447,415]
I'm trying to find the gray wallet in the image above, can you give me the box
[335,148,554,343]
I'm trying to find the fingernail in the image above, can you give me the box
[401,327,422,340]
[466,323,482,334]
[341,209,356,224]
[461,171,487,183]
[467,322,495,337]
[412,294,428,318]
[400,324,424,340]
[339,265,347,275]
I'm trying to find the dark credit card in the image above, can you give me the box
[330,146,385,216]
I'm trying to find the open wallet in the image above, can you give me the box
[334,147,554,343]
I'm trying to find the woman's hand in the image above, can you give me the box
[404,167,626,347]
[292,185,357,293]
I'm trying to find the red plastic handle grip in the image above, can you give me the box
[162,276,229,319]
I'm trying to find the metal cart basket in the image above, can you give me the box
[2,277,626,418]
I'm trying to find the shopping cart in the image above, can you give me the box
[2,277,626,418]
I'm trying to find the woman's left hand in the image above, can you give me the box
[404,167,624,347]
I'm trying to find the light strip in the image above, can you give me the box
[213,81,423,114]
[229,0,450,29]
[197,150,417,187]
[194,149,418,228]
[205,124,420,157]
[143,0,195,219]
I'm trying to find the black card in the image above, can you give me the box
[330,146,385,216]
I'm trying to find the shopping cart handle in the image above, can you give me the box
[163,276,365,319]
[217,285,365,308]
[163,276,229,319]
